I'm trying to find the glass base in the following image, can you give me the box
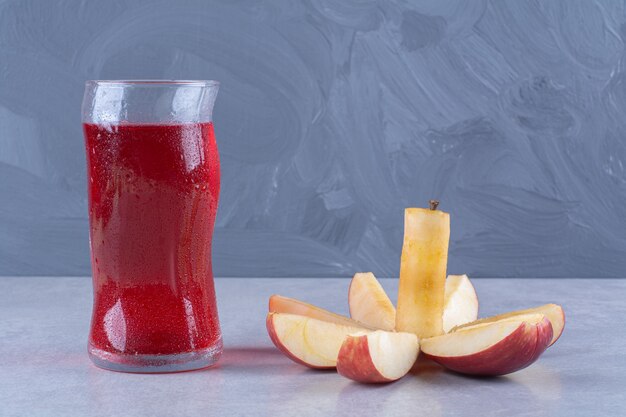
[88,338,223,373]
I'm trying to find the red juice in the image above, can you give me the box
[84,122,221,357]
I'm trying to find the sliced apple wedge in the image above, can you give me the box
[421,314,553,376]
[337,330,419,383]
[443,274,479,332]
[451,304,564,346]
[266,312,370,369]
[348,273,396,331]
[269,295,376,330]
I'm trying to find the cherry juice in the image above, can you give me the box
[84,122,221,357]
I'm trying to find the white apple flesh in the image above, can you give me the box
[451,303,564,346]
[348,273,396,331]
[337,331,419,383]
[420,314,553,376]
[269,295,376,329]
[266,312,370,369]
[443,274,479,332]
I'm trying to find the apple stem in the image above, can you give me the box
[429,200,439,211]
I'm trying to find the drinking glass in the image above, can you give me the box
[82,80,222,372]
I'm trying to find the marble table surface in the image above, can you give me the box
[1,277,624,417]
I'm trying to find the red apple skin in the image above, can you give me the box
[265,313,333,370]
[423,317,553,376]
[336,335,392,384]
[529,317,555,362]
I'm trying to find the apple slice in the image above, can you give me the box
[337,330,419,383]
[348,273,395,331]
[443,274,479,332]
[451,304,564,346]
[266,312,370,369]
[269,295,376,330]
[420,314,553,376]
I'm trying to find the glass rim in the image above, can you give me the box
[85,80,220,87]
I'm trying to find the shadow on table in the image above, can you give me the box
[409,355,445,379]
[213,346,317,375]
[409,356,525,386]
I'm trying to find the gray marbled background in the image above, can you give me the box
[1,0,625,278]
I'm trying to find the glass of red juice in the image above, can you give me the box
[81,80,222,372]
